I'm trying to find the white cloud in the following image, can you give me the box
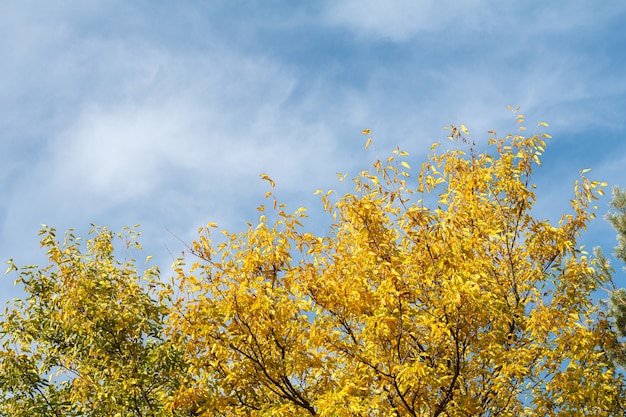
[323,0,494,42]
[2,24,347,247]
[323,0,626,43]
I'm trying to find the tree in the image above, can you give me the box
[0,226,188,416]
[598,186,626,369]
[606,187,626,265]
[2,115,625,416]
[169,118,625,415]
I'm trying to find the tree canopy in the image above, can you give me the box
[598,186,626,370]
[0,226,186,416]
[2,116,625,416]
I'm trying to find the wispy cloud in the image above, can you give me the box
[2,22,347,261]
[323,0,493,42]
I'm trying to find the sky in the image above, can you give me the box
[1,1,626,300]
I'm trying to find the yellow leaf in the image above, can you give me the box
[362,129,370,135]
[401,161,411,170]
[260,173,275,188]
[365,137,372,150]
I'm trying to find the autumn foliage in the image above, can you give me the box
[2,116,625,416]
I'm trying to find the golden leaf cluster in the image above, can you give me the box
[1,118,624,416]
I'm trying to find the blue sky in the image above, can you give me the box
[1,1,626,300]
